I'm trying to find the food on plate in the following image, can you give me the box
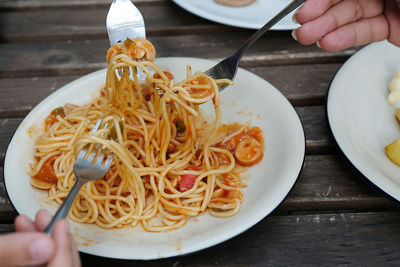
[385,138,400,166]
[385,70,400,166]
[396,109,400,123]
[30,38,264,232]
[214,0,255,7]
[387,70,400,107]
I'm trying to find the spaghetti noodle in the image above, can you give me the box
[30,38,264,231]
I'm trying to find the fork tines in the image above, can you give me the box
[80,118,114,166]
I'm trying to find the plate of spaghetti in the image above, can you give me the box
[4,38,305,259]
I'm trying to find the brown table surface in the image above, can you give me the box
[1,0,400,265]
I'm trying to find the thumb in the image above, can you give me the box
[0,232,55,266]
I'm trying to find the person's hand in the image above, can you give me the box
[0,209,81,266]
[292,0,400,51]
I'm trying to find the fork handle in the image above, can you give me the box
[44,180,83,235]
[234,0,305,60]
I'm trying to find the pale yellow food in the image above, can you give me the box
[386,70,400,166]
[385,138,400,166]
[387,70,400,107]
[396,109,400,123]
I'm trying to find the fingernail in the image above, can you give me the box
[30,237,53,262]
[316,41,321,48]
[292,13,298,24]
[292,7,301,24]
[291,30,297,41]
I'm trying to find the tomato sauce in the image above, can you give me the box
[34,157,58,184]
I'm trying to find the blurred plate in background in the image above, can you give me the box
[172,0,299,30]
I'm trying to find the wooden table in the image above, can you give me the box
[1,0,400,265]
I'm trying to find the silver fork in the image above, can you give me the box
[205,0,305,91]
[44,119,114,234]
[106,0,146,46]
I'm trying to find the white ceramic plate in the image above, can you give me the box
[172,0,299,30]
[4,57,305,260]
[327,41,400,203]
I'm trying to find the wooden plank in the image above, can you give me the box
[0,152,397,223]
[248,63,341,106]
[0,104,333,159]
[0,105,335,156]
[0,212,399,264]
[296,106,334,155]
[1,105,394,212]
[0,119,21,162]
[0,2,227,42]
[0,169,18,220]
[75,212,400,265]
[0,36,356,79]
[0,0,165,10]
[284,155,397,211]
[0,106,333,168]
[0,75,80,118]
[0,64,341,117]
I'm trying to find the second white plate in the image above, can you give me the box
[327,41,400,203]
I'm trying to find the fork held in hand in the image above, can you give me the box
[44,119,113,234]
[205,0,305,91]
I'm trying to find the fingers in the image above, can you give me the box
[48,220,81,267]
[295,0,384,45]
[386,0,400,47]
[317,15,389,51]
[295,0,384,24]
[15,210,52,232]
[11,211,81,266]
[0,232,55,266]
[295,0,341,24]
[35,209,52,231]
[15,214,36,232]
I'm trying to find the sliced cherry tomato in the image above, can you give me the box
[232,133,251,145]
[248,126,263,143]
[220,139,236,153]
[234,137,263,166]
[220,133,251,153]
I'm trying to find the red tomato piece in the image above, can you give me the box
[34,157,58,184]
[178,165,201,192]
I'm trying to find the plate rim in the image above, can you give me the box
[4,56,306,259]
[326,40,400,206]
[172,0,298,30]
